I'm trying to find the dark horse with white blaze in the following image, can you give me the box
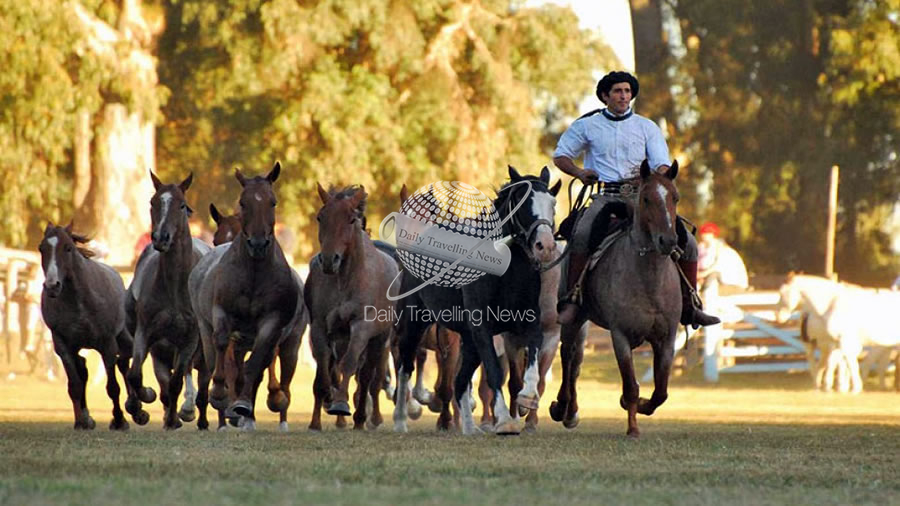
[39,223,133,430]
[305,184,397,431]
[193,163,302,430]
[124,172,211,429]
[551,160,682,438]
[393,166,561,435]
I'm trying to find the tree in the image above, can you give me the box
[0,0,164,267]
[633,0,900,284]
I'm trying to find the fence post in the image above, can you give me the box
[702,278,721,382]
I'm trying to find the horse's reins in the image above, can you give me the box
[501,183,554,267]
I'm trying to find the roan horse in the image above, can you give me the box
[393,166,561,435]
[192,199,307,430]
[39,223,132,430]
[305,185,398,431]
[552,160,683,438]
[125,172,211,429]
[193,163,303,431]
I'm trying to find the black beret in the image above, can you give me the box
[596,71,639,104]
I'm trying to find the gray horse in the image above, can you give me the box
[551,160,683,438]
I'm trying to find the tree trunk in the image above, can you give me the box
[629,0,665,75]
[69,0,157,268]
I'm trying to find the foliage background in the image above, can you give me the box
[1,0,898,283]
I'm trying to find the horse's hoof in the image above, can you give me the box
[326,400,351,417]
[549,401,565,422]
[164,418,183,431]
[308,424,322,432]
[139,387,156,404]
[523,424,537,434]
[408,399,423,420]
[85,416,96,430]
[393,420,409,433]
[124,397,140,416]
[365,419,380,431]
[239,419,256,432]
[626,428,641,439]
[217,424,229,432]
[178,407,196,423]
[516,393,539,411]
[197,421,209,431]
[563,412,580,430]
[267,391,289,413]
[479,421,495,433]
[517,404,530,417]
[494,419,521,436]
[278,421,289,433]
[427,397,442,413]
[413,387,433,405]
[228,399,254,419]
[637,398,657,416]
[132,410,150,426]
[109,419,129,431]
[226,415,242,428]
[335,416,348,429]
[620,395,628,410]
[210,396,229,411]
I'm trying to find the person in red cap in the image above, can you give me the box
[698,222,748,294]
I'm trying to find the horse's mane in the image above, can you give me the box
[494,176,548,211]
[69,232,96,259]
[328,185,367,216]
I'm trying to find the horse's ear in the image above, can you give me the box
[666,160,679,180]
[351,186,368,209]
[44,222,53,235]
[65,221,73,234]
[150,170,163,191]
[399,184,409,205]
[179,172,193,193]
[639,160,651,179]
[235,168,247,187]
[550,179,562,196]
[267,161,281,183]
[209,203,222,224]
[540,166,551,183]
[317,183,330,204]
[508,165,522,181]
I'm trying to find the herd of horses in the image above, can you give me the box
[39,159,739,437]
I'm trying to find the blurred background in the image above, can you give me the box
[1,0,898,280]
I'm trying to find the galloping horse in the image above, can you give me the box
[480,240,562,432]
[193,163,304,431]
[39,223,132,430]
[192,199,307,431]
[306,185,398,431]
[393,166,560,435]
[551,160,682,438]
[125,172,211,429]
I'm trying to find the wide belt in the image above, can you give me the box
[595,180,637,197]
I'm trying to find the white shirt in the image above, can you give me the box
[700,240,749,289]
[554,108,670,182]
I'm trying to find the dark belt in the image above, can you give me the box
[595,180,637,197]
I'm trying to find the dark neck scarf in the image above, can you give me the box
[602,107,633,122]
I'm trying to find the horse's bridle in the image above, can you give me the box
[500,183,554,268]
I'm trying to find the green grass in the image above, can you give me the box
[0,349,898,505]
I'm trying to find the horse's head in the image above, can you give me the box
[775,274,801,323]
[637,160,679,256]
[209,203,242,246]
[235,162,281,260]
[316,183,366,275]
[149,171,193,252]
[497,166,561,264]
[39,222,93,298]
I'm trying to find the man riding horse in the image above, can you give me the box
[554,71,720,328]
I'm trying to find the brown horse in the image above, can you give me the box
[39,223,133,430]
[193,162,303,431]
[124,172,211,429]
[551,160,682,438]
[209,203,241,246]
[192,199,307,431]
[305,184,398,431]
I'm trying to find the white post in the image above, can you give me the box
[825,165,839,279]
[703,278,721,382]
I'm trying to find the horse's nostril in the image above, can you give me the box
[536,243,544,251]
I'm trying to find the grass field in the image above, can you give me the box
[1,348,898,505]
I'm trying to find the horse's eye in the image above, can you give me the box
[316,215,321,222]
[65,244,73,253]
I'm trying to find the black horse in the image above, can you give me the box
[392,167,561,434]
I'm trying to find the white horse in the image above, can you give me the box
[776,274,900,393]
